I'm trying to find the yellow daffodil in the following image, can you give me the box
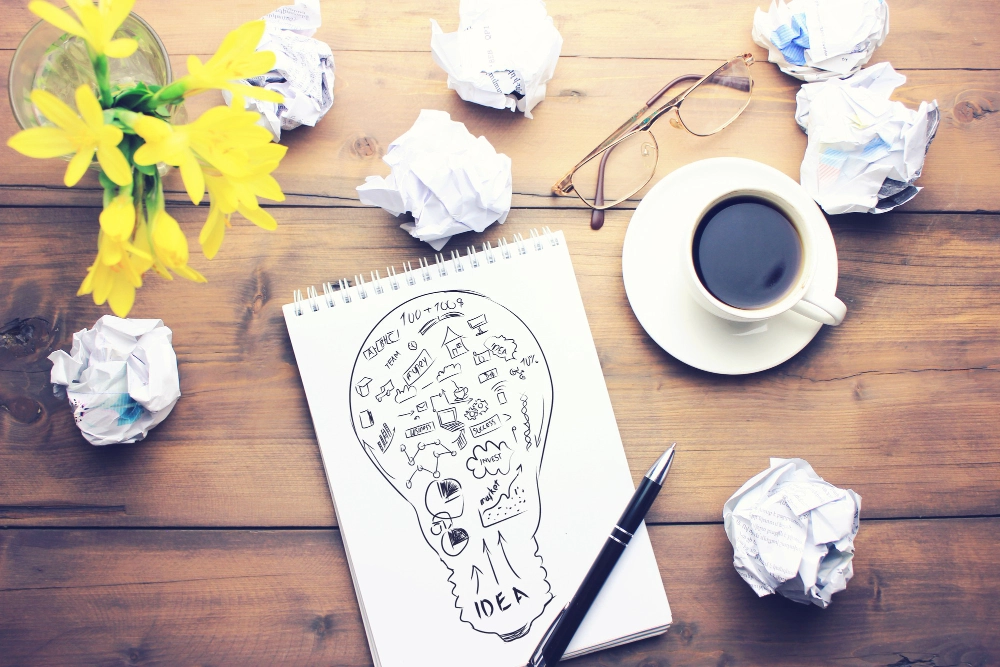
[173,21,283,103]
[149,208,207,283]
[132,105,274,204]
[99,192,135,241]
[7,86,132,187]
[199,144,287,258]
[78,234,146,317]
[29,0,138,59]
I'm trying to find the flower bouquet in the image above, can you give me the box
[8,0,289,316]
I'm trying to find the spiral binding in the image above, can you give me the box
[291,228,559,316]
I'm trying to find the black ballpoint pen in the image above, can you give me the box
[526,444,676,667]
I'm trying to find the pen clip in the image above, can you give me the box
[527,604,569,667]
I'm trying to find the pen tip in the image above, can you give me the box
[646,444,675,485]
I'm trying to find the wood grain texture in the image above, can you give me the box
[1,0,997,67]
[2,50,999,212]
[2,521,997,667]
[2,207,997,527]
[2,0,998,663]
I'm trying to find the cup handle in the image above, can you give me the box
[791,289,847,326]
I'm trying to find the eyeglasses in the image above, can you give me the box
[552,54,755,230]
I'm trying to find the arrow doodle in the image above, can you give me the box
[497,531,520,580]
[471,564,483,595]
[483,539,500,585]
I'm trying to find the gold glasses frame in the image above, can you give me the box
[551,53,755,229]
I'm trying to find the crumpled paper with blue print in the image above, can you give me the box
[795,62,939,214]
[724,458,861,608]
[430,0,563,118]
[752,0,889,82]
[48,316,180,446]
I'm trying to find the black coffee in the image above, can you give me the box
[692,197,802,309]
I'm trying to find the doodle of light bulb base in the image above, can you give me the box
[350,291,554,642]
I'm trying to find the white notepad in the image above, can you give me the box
[283,229,671,667]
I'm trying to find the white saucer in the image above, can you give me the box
[622,157,840,375]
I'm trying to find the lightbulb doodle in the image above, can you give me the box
[350,291,554,642]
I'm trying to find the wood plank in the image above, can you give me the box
[1,521,997,665]
[1,0,997,69]
[1,207,997,526]
[3,51,998,212]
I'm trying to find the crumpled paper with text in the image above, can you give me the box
[228,0,334,140]
[796,62,939,214]
[357,109,512,250]
[430,0,563,119]
[752,0,889,82]
[49,316,181,446]
[723,458,861,608]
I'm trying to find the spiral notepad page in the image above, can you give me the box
[283,230,671,667]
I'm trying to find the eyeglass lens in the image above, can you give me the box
[570,131,658,210]
[677,58,753,136]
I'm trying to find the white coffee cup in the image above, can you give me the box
[680,187,847,326]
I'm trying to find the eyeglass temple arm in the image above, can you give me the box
[590,148,611,229]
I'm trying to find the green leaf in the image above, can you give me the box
[136,163,157,176]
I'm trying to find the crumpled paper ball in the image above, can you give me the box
[723,458,861,608]
[430,0,563,119]
[356,109,512,250]
[752,0,889,82]
[228,0,334,141]
[48,316,181,446]
[796,62,939,214]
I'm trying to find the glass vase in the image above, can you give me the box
[8,11,173,130]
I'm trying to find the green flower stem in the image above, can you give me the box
[148,80,188,108]
[114,108,140,127]
[90,51,113,108]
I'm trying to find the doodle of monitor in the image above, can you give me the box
[349,291,553,642]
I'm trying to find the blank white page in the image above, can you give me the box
[283,231,670,667]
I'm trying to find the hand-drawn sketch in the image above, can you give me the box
[468,314,489,336]
[355,377,373,397]
[350,291,553,642]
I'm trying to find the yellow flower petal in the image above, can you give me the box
[185,55,205,77]
[174,264,207,283]
[132,114,173,143]
[77,258,96,296]
[249,174,285,202]
[99,194,135,240]
[28,1,87,38]
[64,146,95,187]
[104,0,136,30]
[7,127,74,158]
[237,203,277,230]
[178,151,205,205]
[199,205,228,259]
[30,89,88,134]
[225,83,284,104]
[73,2,105,50]
[74,85,104,129]
[100,238,123,266]
[104,38,138,58]
[131,217,155,275]
[96,142,132,186]
[92,263,114,304]
[212,20,266,66]
[106,277,136,317]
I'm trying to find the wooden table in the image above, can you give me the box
[2,1,999,664]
